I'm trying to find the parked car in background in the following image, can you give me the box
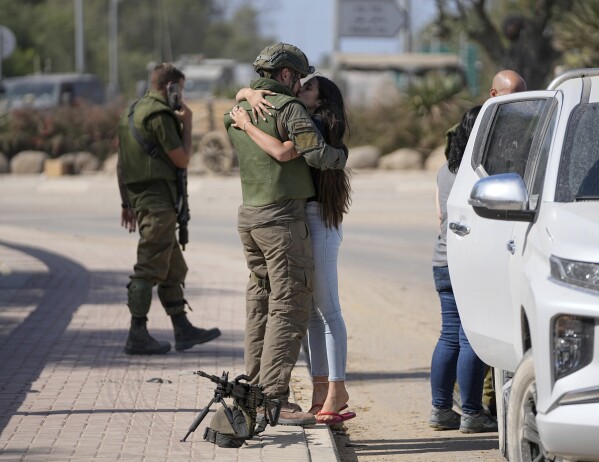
[0,73,105,114]
[446,68,599,462]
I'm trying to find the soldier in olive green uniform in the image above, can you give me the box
[224,43,347,426]
[117,63,220,355]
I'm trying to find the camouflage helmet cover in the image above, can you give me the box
[253,42,315,78]
[203,407,248,448]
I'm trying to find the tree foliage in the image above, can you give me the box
[556,0,599,68]
[350,72,476,154]
[434,0,576,90]
[0,0,273,96]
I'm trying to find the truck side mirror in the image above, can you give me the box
[468,173,535,222]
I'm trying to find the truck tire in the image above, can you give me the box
[507,351,550,462]
[199,131,234,174]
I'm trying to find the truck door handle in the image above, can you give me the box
[507,240,516,254]
[449,221,470,237]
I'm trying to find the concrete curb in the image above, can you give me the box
[291,348,341,462]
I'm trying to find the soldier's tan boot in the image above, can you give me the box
[276,401,316,426]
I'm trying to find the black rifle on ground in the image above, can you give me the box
[175,168,189,250]
[180,370,281,443]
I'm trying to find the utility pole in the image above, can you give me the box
[332,0,340,81]
[108,0,119,99]
[74,0,85,73]
[403,0,412,53]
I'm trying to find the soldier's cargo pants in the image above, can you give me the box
[128,208,188,318]
[238,219,313,400]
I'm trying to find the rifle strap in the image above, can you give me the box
[254,414,268,434]
[128,100,161,158]
[203,427,244,448]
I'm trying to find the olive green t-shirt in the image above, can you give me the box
[126,180,176,211]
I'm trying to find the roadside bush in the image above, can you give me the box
[348,72,478,156]
[0,101,124,161]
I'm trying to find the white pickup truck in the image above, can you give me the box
[447,68,599,462]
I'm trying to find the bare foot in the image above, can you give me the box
[308,404,323,415]
[320,381,350,419]
[310,377,329,414]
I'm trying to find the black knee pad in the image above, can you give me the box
[127,279,153,317]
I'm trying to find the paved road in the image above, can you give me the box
[0,170,506,462]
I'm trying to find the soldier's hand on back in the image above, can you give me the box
[230,106,251,129]
[247,89,276,123]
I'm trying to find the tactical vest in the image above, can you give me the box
[118,91,180,185]
[224,89,315,207]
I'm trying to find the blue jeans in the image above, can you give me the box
[306,202,347,381]
[430,266,485,414]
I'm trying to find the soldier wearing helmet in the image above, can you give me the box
[224,43,347,427]
[252,42,314,78]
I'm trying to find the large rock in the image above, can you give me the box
[425,145,447,172]
[10,150,49,174]
[61,151,101,174]
[188,151,208,175]
[0,152,9,173]
[346,145,381,169]
[102,153,119,175]
[378,148,423,170]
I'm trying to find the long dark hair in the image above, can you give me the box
[312,76,352,229]
[448,105,482,173]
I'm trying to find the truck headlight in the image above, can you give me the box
[550,255,599,291]
[553,315,594,380]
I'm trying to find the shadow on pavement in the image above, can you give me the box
[0,241,91,436]
[0,240,243,438]
[336,435,499,458]
[346,369,430,382]
[13,407,206,416]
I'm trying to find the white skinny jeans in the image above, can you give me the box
[305,202,348,381]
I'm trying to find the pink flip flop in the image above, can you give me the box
[339,411,356,421]
[315,412,345,425]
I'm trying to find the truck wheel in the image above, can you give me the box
[199,131,234,174]
[507,352,550,462]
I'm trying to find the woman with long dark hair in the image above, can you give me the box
[231,76,354,425]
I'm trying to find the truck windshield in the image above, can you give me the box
[556,103,599,201]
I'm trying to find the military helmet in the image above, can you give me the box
[253,42,315,78]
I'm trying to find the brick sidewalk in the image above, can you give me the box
[0,226,338,462]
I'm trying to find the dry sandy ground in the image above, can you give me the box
[300,170,507,462]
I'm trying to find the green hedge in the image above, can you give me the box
[0,102,124,160]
